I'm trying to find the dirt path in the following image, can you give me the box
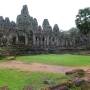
[0,61,89,73]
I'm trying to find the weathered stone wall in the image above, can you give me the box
[0,5,90,54]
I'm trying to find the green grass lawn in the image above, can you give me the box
[16,54,90,66]
[0,69,68,90]
[0,54,88,90]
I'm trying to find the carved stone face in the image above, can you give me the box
[21,5,29,16]
[16,5,33,31]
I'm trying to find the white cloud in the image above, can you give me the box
[0,0,90,30]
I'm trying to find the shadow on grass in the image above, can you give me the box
[0,55,6,60]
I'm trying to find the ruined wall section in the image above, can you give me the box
[0,16,16,46]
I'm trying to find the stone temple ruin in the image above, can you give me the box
[0,5,90,54]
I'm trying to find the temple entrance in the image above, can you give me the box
[12,37,16,45]
[0,33,3,46]
[2,36,7,46]
[29,31,33,46]
[19,35,25,44]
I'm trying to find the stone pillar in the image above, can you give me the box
[25,36,28,45]
[16,36,18,44]
[33,35,36,46]
[40,36,43,47]
[54,37,56,47]
[46,36,49,47]
[38,37,40,47]
[56,38,59,47]
[44,37,47,48]
[37,38,39,47]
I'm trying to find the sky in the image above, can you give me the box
[0,0,90,30]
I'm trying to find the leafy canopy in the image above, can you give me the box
[75,7,90,34]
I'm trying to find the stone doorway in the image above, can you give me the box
[19,35,25,45]
[12,36,16,45]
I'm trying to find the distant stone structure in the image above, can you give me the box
[0,5,90,54]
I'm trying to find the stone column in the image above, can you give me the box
[46,36,49,47]
[37,38,39,47]
[40,36,43,47]
[56,39,59,47]
[25,36,28,45]
[33,35,36,46]
[38,37,40,47]
[16,36,18,44]
[44,37,47,48]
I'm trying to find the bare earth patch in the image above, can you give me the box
[0,61,89,73]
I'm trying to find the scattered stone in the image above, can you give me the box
[23,85,32,90]
[0,86,9,90]
[43,80,50,85]
[73,78,85,87]
[64,80,73,88]
[49,85,69,90]
[6,56,16,60]
[65,69,85,77]
[81,81,90,90]
[43,79,54,85]
[86,69,90,74]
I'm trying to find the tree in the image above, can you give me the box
[68,27,79,37]
[75,7,90,34]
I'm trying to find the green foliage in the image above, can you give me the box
[75,7,90,34]
[0,55,5,60]
[16,54,90,66]
[68,27,79,37]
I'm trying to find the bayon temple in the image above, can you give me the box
[0,5,90,54]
